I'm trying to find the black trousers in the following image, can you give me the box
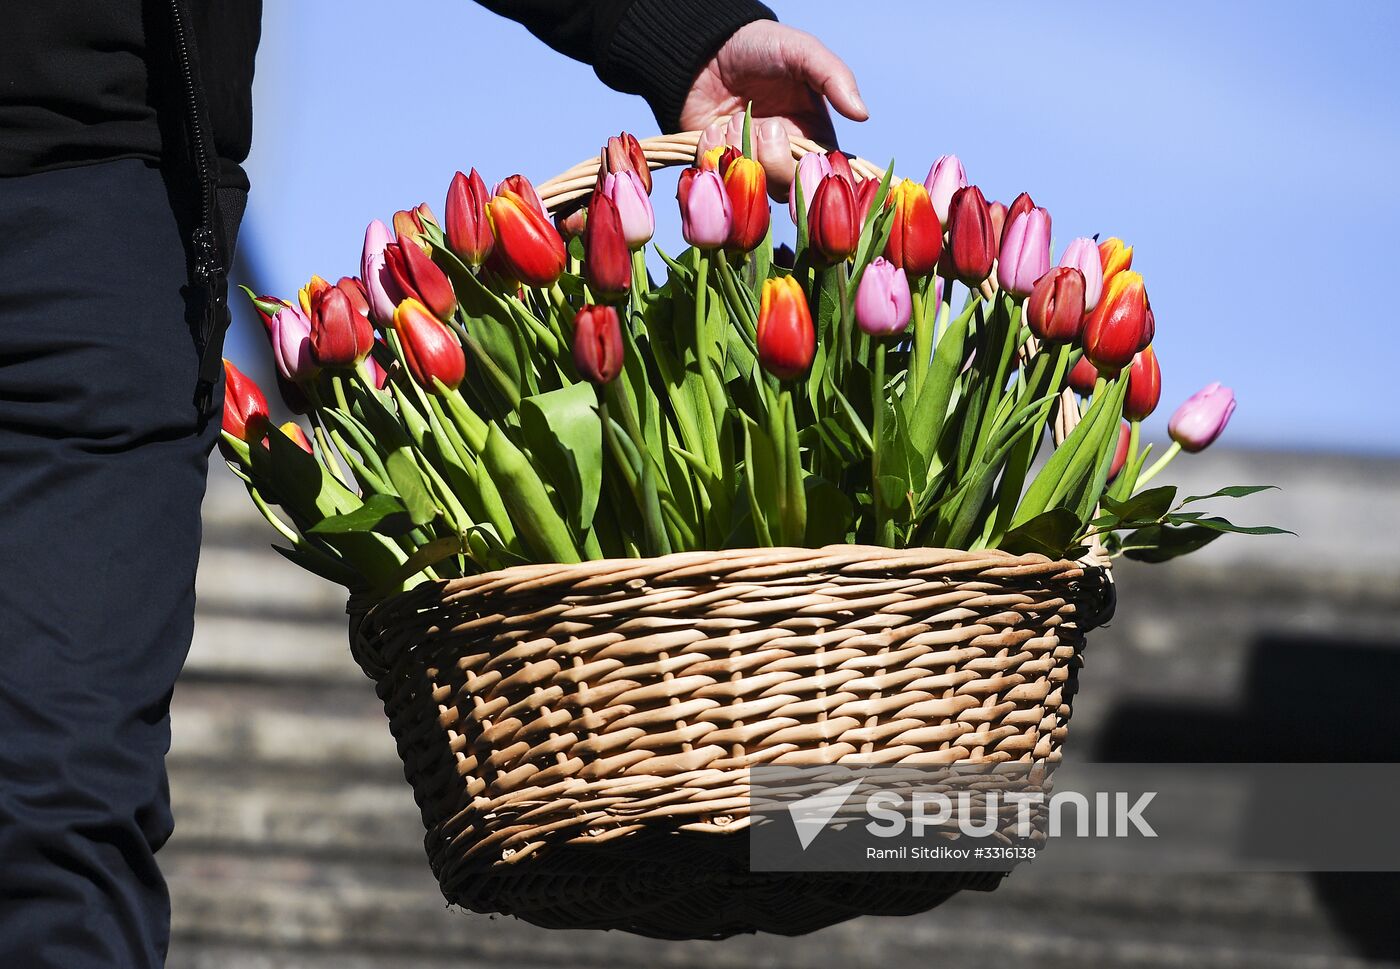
[0,159,236,967]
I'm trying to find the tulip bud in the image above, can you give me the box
[997,207,1052,297]
[788,151,834,224]
[1082,270,1149,372]
[583,191,630,302]
[555,204,588,240]
[923,154,967,226]
[854,257,912,337]
[221,359,271,443]
[1098,237,1133,286]
[855,178,881,226]
[493,174,546,216]
[808,174,859,264]
[724,156,769,252]
[1169,382,1235,452]
[1108,420,1131,482]
[1124,346,1162,422]
[270,305,319,384]
[572,304,625,384]
[279,421,314,454]
[826,149,857,186]
[445,169,494,266]
[699,144,742,176]
[361,220,401,326]
[487,191,568,288]
[1057,237,1104,312]
[393,206,430,252]
[392,298,465,393]
[678,167,732,251]
[309,284,374,368]
[1025,266,1086,344]
[1068,354,1099,396]
[988,201,1008,250]
[884,180,942,278]
[385,239,457,321]
[604,132,651,194]
[1004,192,1037,236]
[297,274,331,317]
[599,170,654,249]
[945,185,996,286]
[757,276,816,379]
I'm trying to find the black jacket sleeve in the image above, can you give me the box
[472,0,776,133]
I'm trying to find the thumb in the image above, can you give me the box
[792,36,869,122]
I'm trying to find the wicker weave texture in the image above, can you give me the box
[350,546,1103,936]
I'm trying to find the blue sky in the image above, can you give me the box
[231,0,1400,453]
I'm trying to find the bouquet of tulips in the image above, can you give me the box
[222,121,1281,595]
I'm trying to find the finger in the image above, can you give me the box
[793,37,870,122]
[754,118,795,202]
[723,113,745,148]
[696,117,728,158]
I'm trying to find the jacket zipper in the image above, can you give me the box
[168,0,229,414]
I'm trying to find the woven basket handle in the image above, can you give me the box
[537,131,889,214]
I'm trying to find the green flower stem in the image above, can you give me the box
[910,287,929,395]
[871,339,888,544]
[1136,440,1182,487]
[936,275,955,344]
[630,248,648,319]
[442,388,489,453]
[247,484,302,546]
[836,265,853,376]
[606,383,672,556]
[694,251,720,413]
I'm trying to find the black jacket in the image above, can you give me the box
[0,0,773,190]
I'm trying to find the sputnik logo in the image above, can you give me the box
[786,779,861,849]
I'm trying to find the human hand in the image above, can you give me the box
[680,20,868,200]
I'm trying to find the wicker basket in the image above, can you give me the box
[346,135,1115,939]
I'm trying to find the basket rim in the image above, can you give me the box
[349,543,1111,625]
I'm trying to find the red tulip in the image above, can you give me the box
[573,304,625,384]
[583,191,630,302]
[493,174,546,216]
[1025,266,1086,344]
[1068,354,1099,396]
[826,149,857,186]
[392,298,465,392]
[1083,270,1149,372]
[603,131,652,194]
[308,283,374,367]
[445,168,494,266]
[1108,420,1131,482]
[855,178,881,226]
[698,144,742,176]
[884,180,941,278]
[723,156,769,252]
[393,203,436,252]
[487,190,568,288]
[809,174,859,264]
[1098,237,1133,287]
[945,185,996,286]
[1004,192,1039,238]
[988,200,1008,250]
[385,239,456,321]
[221,359,270,443]
[757,276,816,379]
[1124,346,1162,421]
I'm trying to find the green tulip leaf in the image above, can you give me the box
[999,508,1084,559]
[1101,486,1178,527]
[1179,485,1280,505]
[385,449,438,527]
[1121,523,1224,563]
[520,382,604,533]
[308,493,413,536]
[803,475,855,545]
[1164,514,1294,536]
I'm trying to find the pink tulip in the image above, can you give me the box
[854,257,912,337]
[923,154,967,226]
[788,152,834,224]
[361,219,401,326]
[997,208,1052,297]
[600,170,654,249]
[1058,237,1105,312]
[678,168,732,250]
[270,305,318,383]
[1169,383,1236,452]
